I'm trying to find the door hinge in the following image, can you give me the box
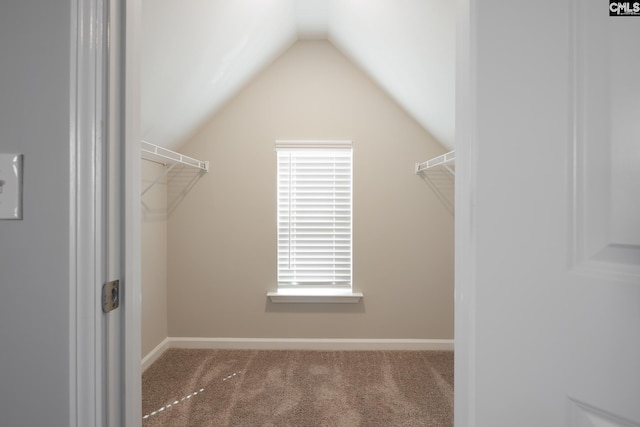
[102,280,120,313]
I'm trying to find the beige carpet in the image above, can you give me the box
[142,349,453,427]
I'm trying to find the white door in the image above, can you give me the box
[456,1,640,426]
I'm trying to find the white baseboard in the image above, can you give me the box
[142,337,453,369]
[147,337,452,354]
[141,337,170,372]
[171,337,454,351]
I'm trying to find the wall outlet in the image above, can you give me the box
[0,154,23,220]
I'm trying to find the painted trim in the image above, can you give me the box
[142,338,454,371]
[144,337,453,356]
[123,1,143,426]
[141,338,171,372]
[69,0,104,426]
[455,0,477,426]
[267,291,363,303]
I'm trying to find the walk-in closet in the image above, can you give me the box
[139,1,456,425]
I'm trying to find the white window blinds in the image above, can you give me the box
[276,140,353,286]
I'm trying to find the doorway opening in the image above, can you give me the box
[129,2,460,426]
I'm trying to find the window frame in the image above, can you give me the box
[268,140,362,302]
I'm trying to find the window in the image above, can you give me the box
[276,140,353,290]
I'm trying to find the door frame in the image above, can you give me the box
[70,0,142,426]
[454,0,476,425]
[70,0,107,424]
[122,0,143,426]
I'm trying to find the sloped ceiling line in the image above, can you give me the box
[142,0,455,151]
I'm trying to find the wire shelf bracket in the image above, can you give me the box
[141,140,209,196]
[415,150,455,175]
[415,150,455,216]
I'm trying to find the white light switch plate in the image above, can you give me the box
[0,154,23,220]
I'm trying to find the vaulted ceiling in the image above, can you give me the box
[141,0,456,151]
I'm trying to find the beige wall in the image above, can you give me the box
[167,40,454,339]
[141,160,168,356]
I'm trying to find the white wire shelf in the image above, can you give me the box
[140,140,209,196]
[416,150,455,216]
[141,140,209,172]
[415,150,455,175]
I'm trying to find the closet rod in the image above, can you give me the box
[415,150,455,175]
[141,140,209,172]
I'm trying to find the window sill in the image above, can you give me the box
[267,289,363,304]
